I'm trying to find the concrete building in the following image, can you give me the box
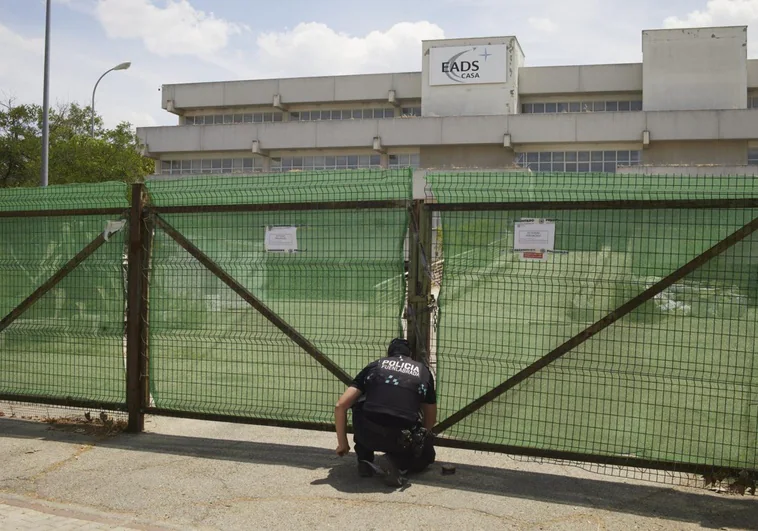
[137,25,758,177]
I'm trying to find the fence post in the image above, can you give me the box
[126,182,148,433]
[408,200,433,362]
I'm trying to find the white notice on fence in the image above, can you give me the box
[265,226,298,252]
[514,219,555,262]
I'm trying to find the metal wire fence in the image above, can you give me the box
[143,170,411,424]
[425,172,758,479]
[2,170,757,491]
[0,183,129,411]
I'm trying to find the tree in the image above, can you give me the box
[0,100,154,187]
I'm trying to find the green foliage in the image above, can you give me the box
[0,100,154,187]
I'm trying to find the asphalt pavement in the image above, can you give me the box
[1,405,756,530]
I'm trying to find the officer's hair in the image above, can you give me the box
[387,338,411,357]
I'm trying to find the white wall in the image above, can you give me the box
[162,73,422,111]
[421,36,524,117]
[643,26,748,111]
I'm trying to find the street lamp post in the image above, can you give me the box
[90,62,131,137]
[41,0,52,187]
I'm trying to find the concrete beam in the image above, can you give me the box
[137,109,758,154]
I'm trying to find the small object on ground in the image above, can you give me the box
[441,464,456,475]
[84,412,92,422]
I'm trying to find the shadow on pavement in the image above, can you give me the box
[2,418,756,529]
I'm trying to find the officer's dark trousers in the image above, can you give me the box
[351,404,435,474]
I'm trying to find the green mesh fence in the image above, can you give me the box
[0,182,129,406]
[144,170,411,422]
[424,171,758,202]
[426,172,758,471]
[147,169,411,205]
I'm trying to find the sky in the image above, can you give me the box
[1,0,757,129]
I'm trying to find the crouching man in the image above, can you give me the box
[334,338,437,486]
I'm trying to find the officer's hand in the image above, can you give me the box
[336,442,350,457]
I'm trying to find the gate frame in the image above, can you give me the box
[0,205,129,413]
[4,191,756,481]
[133,196,417,431]
[424,197,758,478]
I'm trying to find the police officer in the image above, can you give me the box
[334,338,437,485]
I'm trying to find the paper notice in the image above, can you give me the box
[514,219,555,262]
[265,226,298,252]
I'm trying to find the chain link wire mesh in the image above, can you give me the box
[0,183,129,411]
[143,170,411,423]
[3,170,758,491]
[425,172,758,480]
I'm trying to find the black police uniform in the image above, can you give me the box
[350,342,436,473]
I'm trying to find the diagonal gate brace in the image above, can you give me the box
[434,213,758,434]
[153,214,353,386]
[0,224,123,334]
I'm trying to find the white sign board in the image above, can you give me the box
[429,44,508,86]
[514,219,555,261]
[265,226,298,252]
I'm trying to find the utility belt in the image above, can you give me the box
[359,412,433,457]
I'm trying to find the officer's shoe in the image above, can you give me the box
[378,455,407,488]
[357,460,375,478]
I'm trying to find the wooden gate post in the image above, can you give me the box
[408,200,433,363]
[126,183,148,433]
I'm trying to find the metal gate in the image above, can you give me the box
[3,172,757,485]
[423,171,758,481]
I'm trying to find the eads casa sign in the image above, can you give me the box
[428,44,508,86]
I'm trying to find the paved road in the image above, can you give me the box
[0,404,756,530]
[0,492,180,530]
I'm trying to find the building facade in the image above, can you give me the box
[137,26,758,178]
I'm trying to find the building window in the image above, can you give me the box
[749,96,758,109]
[160,157,263,175]
[749,148,758,165]
[522,100,643,114]
[400,106,422,117]
[515,150,641,173]
[388,153,420,168]
[270,154,382,172]
[289,107,396,121]
[186,112,283,125]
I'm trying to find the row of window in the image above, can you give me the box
[291,106,422,121]
[159,153,422,175]
[291,108,394,121]
[160,158,263,175]
[515,150,641,173]
[185,113,283,125]
[185,106,423,126]
[162,149,758,175]
[521,100,643,114]
[185,99,758,124]
[269,153,421,171]
[271,155,382,171]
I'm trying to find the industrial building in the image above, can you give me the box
[136,25,758,177]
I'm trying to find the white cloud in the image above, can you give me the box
[0,20,170,129]
[528,17,557,33]
[94,0,244,58]
[664,0,758,28]
[254,21,445,77]
[0,21,43,57]
[0,22,43,99]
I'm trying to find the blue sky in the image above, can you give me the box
[1,0,756,128]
